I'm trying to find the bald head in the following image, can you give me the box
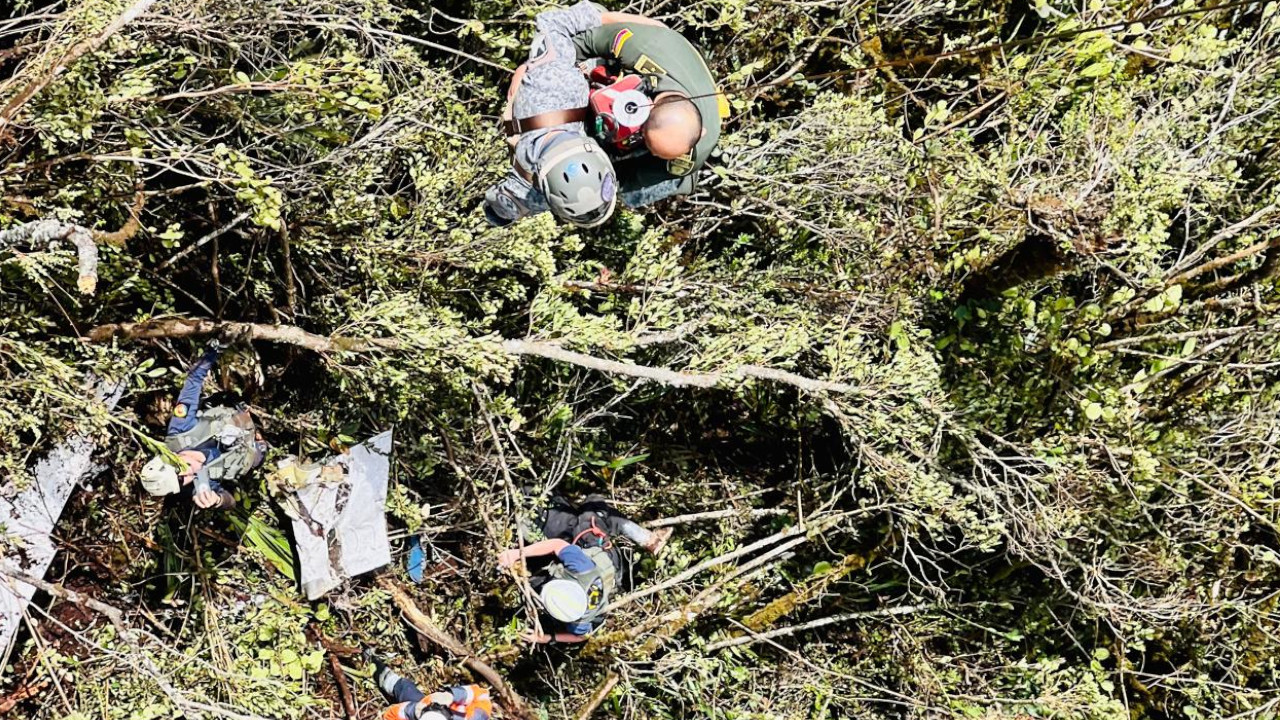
[645,93,702,160]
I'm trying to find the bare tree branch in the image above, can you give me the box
[87,318,869,396]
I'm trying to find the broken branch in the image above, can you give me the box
[707,605,932,652]
[86,318,869,397]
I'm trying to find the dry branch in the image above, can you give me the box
[86,318,869,397]
[380,577,534,720]
[642,508,789,528]
[1,220,100,293]
[573,672,620,720]
[0,0,161,132]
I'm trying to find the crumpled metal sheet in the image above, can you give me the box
[0,380,124,665]
[289,430,394,600]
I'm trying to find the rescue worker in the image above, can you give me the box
[569,2,727,208]
[138,341,266,511]
[483,0,618,228]
[497,494,672,644]
[363,650,493,720]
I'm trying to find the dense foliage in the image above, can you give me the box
[2,0,1279,718]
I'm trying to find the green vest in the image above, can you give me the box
[164,406,259,482]
[548,545,617,625]
[575,23,727,195]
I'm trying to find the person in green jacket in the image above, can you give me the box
[518,2,727,209]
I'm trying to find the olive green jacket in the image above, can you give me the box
[573,22,727,206]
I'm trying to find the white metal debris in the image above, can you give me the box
[0,380,124,666]
[287,430,394,600]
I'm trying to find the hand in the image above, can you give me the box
[497,548,523,568]
[177,450,205,476]
[194,490,222,509]
[519,629,550,644]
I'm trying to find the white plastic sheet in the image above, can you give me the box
[289,430,393,600]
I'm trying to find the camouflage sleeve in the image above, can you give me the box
[484,170,544,226]
[513,4,595,119]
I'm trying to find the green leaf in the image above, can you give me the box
[1084,402,1104,421]
[1080,61,1112,78]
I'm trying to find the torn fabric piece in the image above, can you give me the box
[288,431,394,600]
[0,379,123,664]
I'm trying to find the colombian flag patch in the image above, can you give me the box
[611,28,633,57]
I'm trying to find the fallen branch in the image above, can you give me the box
[154,211,252,271]
[0,0,161,132]
[93,186,146,247]
[573,672,620,720]
[86,318,868,397]
[87,317,400,353]
[642,508,788,528]
[379,576,534,720]
[603,519,818,615]
[744,550,877,632]
[501,339,866,395]
[707,605,932,652]
[1,220,100,293]
[308,625,356,719]
[1167,234,1280,289]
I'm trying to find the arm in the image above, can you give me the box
[484,170,539,227]
[498,538,569,567]
[167,345,221,435]
[523,631,588,644]
[600,11,665,27]
[189,466,235,510]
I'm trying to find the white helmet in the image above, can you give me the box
[140,455,180,496]
[540,579,589,623]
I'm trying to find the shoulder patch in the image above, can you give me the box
[611,28,633,57]
[173,403,188,419]
[527,33,557,67]
[667,152,695,177]
[633,54,667,76]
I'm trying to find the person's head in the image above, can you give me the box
[537,138,617,228]
[644,93,703,160]
[140,455,181,496]
[540,579,589,622]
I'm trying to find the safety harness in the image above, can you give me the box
[503,74,659,156]
[164,405,261,482]
[501,107,588,137]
